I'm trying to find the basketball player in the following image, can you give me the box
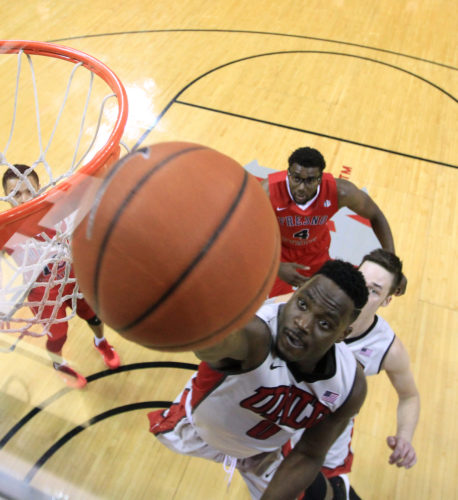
[149,260,369,500]
[1,164,120,388]
[261,147,406,298]
[278,249,419,499]
[323,249,419,498]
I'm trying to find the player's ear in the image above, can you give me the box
[381,295,392,307]
[337,326,352,342]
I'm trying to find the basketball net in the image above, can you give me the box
[0,40,128,352]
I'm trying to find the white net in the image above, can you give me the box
[0,41,127,351]
[0,222,76,350]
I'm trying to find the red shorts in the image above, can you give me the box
[268,252,331,298]
[28,279,96,352]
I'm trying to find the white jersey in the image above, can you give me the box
[150,302,357,459]
[322,314,395,475]
[345,315,395,375]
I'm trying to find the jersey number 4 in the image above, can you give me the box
[293,229,309,240]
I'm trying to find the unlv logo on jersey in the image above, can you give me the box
[240,385,330,440]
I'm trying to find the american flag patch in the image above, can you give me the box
[322,390,339,403]
[360,347,373,357]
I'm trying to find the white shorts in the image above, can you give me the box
[149,393,288,500]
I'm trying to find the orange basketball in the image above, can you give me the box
[72,142,280,351]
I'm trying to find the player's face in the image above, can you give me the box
[276,275,354,367]
[4,176,39,206]
[287,164,322,204]
[358,260,394,316]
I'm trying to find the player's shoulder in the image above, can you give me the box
[196,315,271,372]
[382,335,410,372]
[374,314,395,335]
[335,177,369,209]
[255,300,282,323]
[318,173,338,202]
[335,340,357,364]
[268,170,287,181]
[262,171,287,202]
[322,172,336,184]
[335,176,358,195]
[225,315,272,371]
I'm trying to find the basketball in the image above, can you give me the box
[71,142,280,351]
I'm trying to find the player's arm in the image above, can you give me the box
[336,179,407,294]
[336,178,395,253]
[194,316,270,370]
[382,336,420,468]
[261,364,367,500]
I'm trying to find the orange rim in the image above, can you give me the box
[0,40,128,236]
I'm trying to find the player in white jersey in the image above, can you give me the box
[325,249,419,499]
[283,249,420,499]
[149,260,369,500]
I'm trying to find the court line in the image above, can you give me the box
[132,49,457,169]
[0,361,197,448]
[24,401,172,484]
[48,28,458,71]
[176,100,457,169]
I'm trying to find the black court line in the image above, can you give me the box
[48,28,458,71]
[132,49,457,169]
[24,401,172,484]
[176,100,458,169]
[0,361,197,449]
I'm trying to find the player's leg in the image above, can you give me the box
[237,454,332,500]
[75,295,120,369]
[236,449,286,500]
[149,385,228,462]
[29,285,87,388]
[46,319,87,389]
[320,418,358,500]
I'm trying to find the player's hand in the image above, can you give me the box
[394,273,407,296]
[278,262,310,288]
[386,435,417,468]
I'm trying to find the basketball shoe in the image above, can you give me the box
[53,362,87,389]
[94,339,120,369]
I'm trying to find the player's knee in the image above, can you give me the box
[87,315,102,326]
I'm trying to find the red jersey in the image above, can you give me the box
[267,171,339,296]
[268,171,339,262]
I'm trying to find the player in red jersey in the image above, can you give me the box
[1,164,120,388]
[261,147,404,297]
